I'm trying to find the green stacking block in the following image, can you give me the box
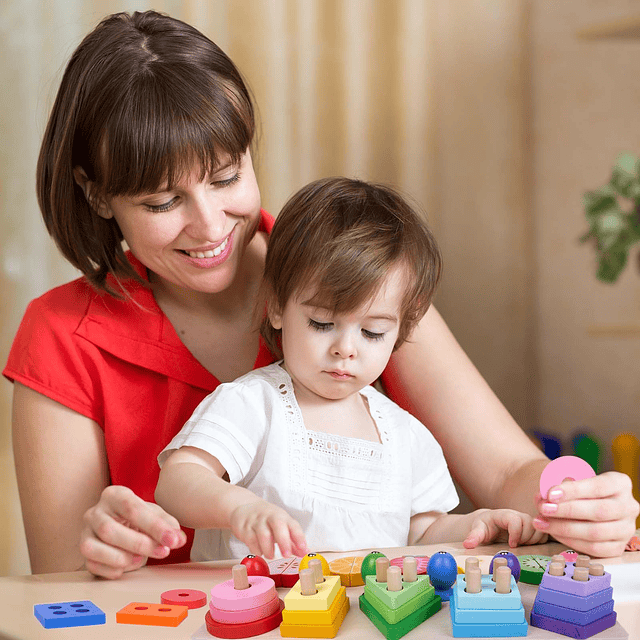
[359,592,441,640]
[364,574,431,610]
[364,584,438,625]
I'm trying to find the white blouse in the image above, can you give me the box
[159,362,459,561]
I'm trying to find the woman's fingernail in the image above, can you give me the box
[533,517,550,530]
[548,489,564,503]
[161,531,177,547]
[153,545,170,557]
[541,502,558,515]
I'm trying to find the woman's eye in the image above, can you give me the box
[308,319,332,332]
[212,172,241,188]
[145,197,177,213]
[362,329,385,341]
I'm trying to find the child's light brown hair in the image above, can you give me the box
[261,177,442,358]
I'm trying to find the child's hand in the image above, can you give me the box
[463,509,548,549]
[533,472,640,557]
[230,501,308,559]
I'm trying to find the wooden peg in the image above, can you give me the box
[572,566,589,582]
[403,557,417,583]
[465,567,482,594]
[492,557,507,581]
[589,562,604,576]
[551,554,566,567]
[376,557,389,583]
[299,568,317,595]
[387,566,402,592]
[575,555,591,568]
[232,564,250,590]
[495,566,512,594]
[465,557,480,576]
[548,561,565,576]
[309,558,324,583]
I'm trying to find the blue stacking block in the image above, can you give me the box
[34,601,106,629]
[449,576,528,638]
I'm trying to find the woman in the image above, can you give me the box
[5,10,637,579]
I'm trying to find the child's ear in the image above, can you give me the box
[267,299,283,330]
[73,166,113,219]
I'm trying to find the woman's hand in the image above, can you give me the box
[533,472,639,557]
[230,501,307,559]
[463,508,548,549]
[80,485,187,579]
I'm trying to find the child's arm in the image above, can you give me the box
[155,446,307,559]
[409,508,548,548]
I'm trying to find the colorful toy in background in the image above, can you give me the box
[449,556,528,638]
[267,557,302,588]
[426,551,458,601]
[34,601,106,629]
[206,563,284,638]
[530,555,617,638]
[360,554,442,640]
[280,559,349,638]
[518,555,553,585]
[489,551,521,583]
[329,555,365,586]
[612,433,640,528]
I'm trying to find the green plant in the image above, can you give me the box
[580,152,640,282]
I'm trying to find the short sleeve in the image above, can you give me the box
[409,415,459,516]
[3,287,101,424]
[158,376,275,485]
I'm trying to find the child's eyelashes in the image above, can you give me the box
[307,318,386,341]
[308,318,332,332]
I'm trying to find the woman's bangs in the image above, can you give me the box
[101,73,253,196]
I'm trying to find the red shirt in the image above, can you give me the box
[3,210,276,564]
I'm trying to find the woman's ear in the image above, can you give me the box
[73,167,113,219]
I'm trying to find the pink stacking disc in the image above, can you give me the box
[539,456,596,499]
[209,593,281,624]
[210,575,276,611]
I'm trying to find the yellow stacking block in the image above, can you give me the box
[284,575,341,611]
[282,588,347,625]
[280,589,350,638]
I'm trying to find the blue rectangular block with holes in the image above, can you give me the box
[34,601,106,628]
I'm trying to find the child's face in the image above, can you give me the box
[270,265,406,403]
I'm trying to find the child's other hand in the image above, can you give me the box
[230,501,308,559]
[533,472,640,557]
[463,509,548,549]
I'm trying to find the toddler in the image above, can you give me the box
[156,177,545,561]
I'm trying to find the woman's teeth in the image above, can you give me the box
[186,236,228,258]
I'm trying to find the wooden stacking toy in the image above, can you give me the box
[530,556,617,638]
[205,564,284,638]
[449,557,528,637]
[280,560,349,638]
[359,555,441,640]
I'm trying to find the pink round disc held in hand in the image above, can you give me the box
[539,456,596,500]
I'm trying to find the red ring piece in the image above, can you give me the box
[204,599,284,639]
[160,588,207,609]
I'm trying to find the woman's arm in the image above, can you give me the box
[155,446,307,558]
[383,306,548,515]
[12,383,185,577]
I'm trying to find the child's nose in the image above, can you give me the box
[332,333,357,359]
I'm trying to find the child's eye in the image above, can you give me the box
[362,329,385,341]
[308,319,333,332]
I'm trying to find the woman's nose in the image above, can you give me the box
[186,194,226,240]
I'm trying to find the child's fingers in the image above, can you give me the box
[269,519,295,558]
[506,514,524,548]
[463,520,490,548]
[288,521,308,557]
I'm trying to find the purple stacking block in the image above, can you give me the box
[530,610,617,639]
[540,562,611,597]
[532,598,614,625]
[535,584,613,611]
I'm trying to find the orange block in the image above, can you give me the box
[329,556,364,587]
[116,602,188,627]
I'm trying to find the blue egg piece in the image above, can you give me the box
[489,550,521,582]
[427,551,457,590]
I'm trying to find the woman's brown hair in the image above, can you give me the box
[36,10,255,294]
[261,177,442,358]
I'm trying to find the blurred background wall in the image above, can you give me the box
[1,0,639,576]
